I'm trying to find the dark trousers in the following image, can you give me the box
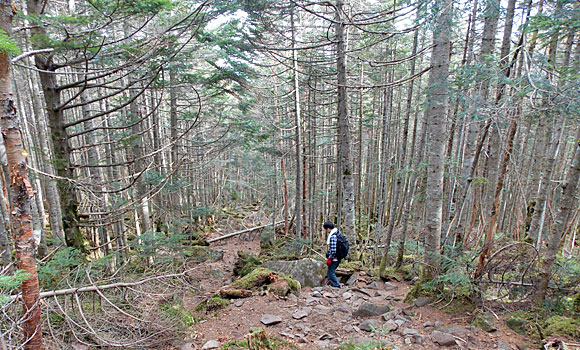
[327,260,341,287]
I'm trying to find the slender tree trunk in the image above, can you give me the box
[534,128,580,304]
[527,15,561,243]
[26,70,64,243]
[169,69,182,234]
[290,8,303,238]
[422,0,452,280]
[335,0,356,244]
[474,117,517,280]
[376,85,391,267]
[395,28,421,269]
[27,0,85,252]
[0,2,44,346]
[274,90,289,236]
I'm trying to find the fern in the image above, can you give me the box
[0,270,31,305]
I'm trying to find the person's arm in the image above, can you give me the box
[329,234,337,259]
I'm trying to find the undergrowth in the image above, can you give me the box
[339,341,393,350]
[160,297,197,328]
[223,328,294,350]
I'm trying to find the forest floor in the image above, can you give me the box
[176,232,543,350]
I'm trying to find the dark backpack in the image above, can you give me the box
[334,231,350,260]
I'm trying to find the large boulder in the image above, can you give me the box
[263,258,326,287]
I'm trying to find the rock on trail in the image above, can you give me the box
[260,314,282,325]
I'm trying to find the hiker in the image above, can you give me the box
[324,221,349,288]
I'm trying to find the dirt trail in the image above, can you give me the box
[179,233,534,350]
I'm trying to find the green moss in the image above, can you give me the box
[195,295,230,313]
[404,282,473,314]
[404,283,423,303]
[222,340,249,349]
[400,264,417,281]
[472,312,496,332]
[341,260,365,272]
[230,268,300,293]
[503,311,546,338]
[441,297,475,314]
[573,294,580,316]
[506,317,527,334]
[233,251,262,277]
[380,266,403,281]
[378,255,388,280]
[543,316,580,339]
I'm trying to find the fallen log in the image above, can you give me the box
[208,221,284,243]
[9,268,195,301]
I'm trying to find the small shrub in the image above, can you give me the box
[339,340,392,350]
[38,247,83,287]
[160,299,197,328]
[245,328,293,350]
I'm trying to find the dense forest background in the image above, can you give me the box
[1,0,580,348]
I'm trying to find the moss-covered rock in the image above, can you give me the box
[195,295,230,313]
[233,251,262,277]
[472,312,497,332]
[543,316,580,339]
[401,264,418,281]
[506,317,527,334]
[263,258,325,287]
[231,268,300,295]
[378,264,417,282]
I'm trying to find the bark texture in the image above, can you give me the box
[423,0,452,280]
[534,128,580,304]
[335,0,356,244]
[0,1,44,346]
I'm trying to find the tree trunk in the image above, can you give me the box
[169,69,182,234]
[474,117,517,280]
[534,128,580,304]
[395,28,421,269]
[0,2,44,346]
[27,0,85,252]
[422,0,452,280]
[290,8,303,238]
[335,0,356,244]
[376,85,391,268]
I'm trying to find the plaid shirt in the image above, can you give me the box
[328,233,337,259]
